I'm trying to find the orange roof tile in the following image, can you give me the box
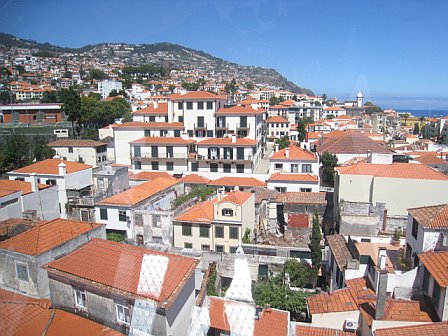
[174,200,216,223]
[267,116,289,123]
[0,180,49,195]
[270,104,287,109]
[408,204,448,229]
[129,171,176,181]
[129,136,195,145]
[316,132,393,154]
[307,288,358,315]
[374,322,448,336]
[208,297,289,336]
[221,190,253,205]
[11,159,92,175]
[180,174,211,184]
[271,145,318,161]
[48,139,105,147]
[0,219,102,256]
[45,239,198,305]
[170,91,226,100]
[418,251,448,287]
[216,105,264,114]
[209,177,266,187]
[296,325,352,336]
[98,178,180,206]
[276,192,326,204]
[112,122,184,129]
[267,172,318,182]
[413,154,447,165]
[336,163,448,180]
[133,102,168,114]
[197,137,257,146]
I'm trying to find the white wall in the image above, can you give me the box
[267,180,319,192]
[311,311,359,330]
[0,191,22,221]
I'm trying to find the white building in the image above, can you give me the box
[269,144,319,174]
[267,172,319,192]
[97,80,123,99]
[48,139,108,167]
[267,116,290,139]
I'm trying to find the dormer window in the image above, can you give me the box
[222,208,234,216]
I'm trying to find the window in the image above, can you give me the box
[275,187,287,192]
[432,280,441,307]
[166,161,174,171]
[236,164,244,173]
[191,162,198,171]
[74,287,87,308]
[178,102,183,109]
[411,218,419,239]
[134,161,141,170]
[274,163,283,170]
[144,130,151,137]
[15,262,29,281]
[152,215,161,228]
[1,198,19,207]
[302,164,312,173]
[174,130,181,137]
[200,225,209,237]
[216,245,224,252]
[290,164,299,173]
[197,102,204,109]
[182,223,192,236]
[222,208,234,216]
[68,147,73,153]
[223,164,231,173]
[186,102,193,110]
[152,161,159,170]
[116,304,130,324]
[215,226,224,238]
[100,208,108,220]
[46,179,57,185]
[290,250,311,259]
[230,247,238,254]
[118,210,127,222]
[201,245,210,251]
[206,101,213,109]
[229,227,239,239]
[210,163,218,172]
[166,146,173,158]
[300,188,312,192]
[184,242,193,249]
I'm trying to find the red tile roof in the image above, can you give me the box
[267,116,289,123]
[0,219,102,256]
[326,234,353,271]
[98,178,180,206]
[208,297,289,336]
[270,104,287,109]
[307,288,358,315]
[180,174,211,184]
[170,91,226,100]
[296,325,352,336]
[418,251,448,287]
[45,239,198,305]
[174,200,216,223]
[408,204,448,229]
[267,172,318,182]
[209,176,266,187]
[271,145,318,161]
[221,190,253,205]
[276,192,326,204]
[288,213,309,228]
[129,136,195,145]
[0,180,49,195]
[48,139,105,147]
[12,159,92,175]
[197,137,257,146]
[316,132,393,154]
[374,322,448,336]
[112,122,184,129]
[133,102,168,114]
[336,163,448,180]
[129,171,177,181]
[216,105,264,114]
[413,154,447,165]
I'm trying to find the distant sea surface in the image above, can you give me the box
[395,109,448,118]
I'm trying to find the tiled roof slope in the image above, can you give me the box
[307,288,358,315]
[12,159,92,175]
[129,136,195,144]
[267,172,318,182]
[337,163,448,180]
[133,102,168,114]
[0,288,123,336]
[129,171,176,181]
[170,91,225,100]
[48,139,105,147]
[0,180,49,195]
[174,200,216,223]
[208,297,289,336]
[98,177,179,206]
[418,251,448,286]
[45,239,198,305]
[180,174,211,184]
[326,234,353,271]
[221,190,253,205]
[316,132,393,154]
[209,176,266,187]
[276,192,326,204]
[267,116,289,123]
[216,105,264,114]
[296,325,352,336]
[374,322,448,336]
[0,219,102,256]
[408,204,448,229]
[196,137,257,146]
[271,145,318,161]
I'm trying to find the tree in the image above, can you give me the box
[326,114,335,119]
[284,259,312,288]
[108,89,119,97]
[40,91,58,103]
[275,135,290,150]
[107,233,124,242]
[413,123,420,135]
[320,151,338,187]
[32,136,55,161]
[269,96,284,106]
[308,212,322,287]
[296,120,307,143]
[0,134,31,173]
[400,113,410,125]
[89,68,108,81]
[364,101,383,115]
[168,84,176,93]
[321,93,327,104]
[225,78,237,95]
[59,87,81,137]
[245,81,254,90]
[181,81,200,91]
[242,228,251,244]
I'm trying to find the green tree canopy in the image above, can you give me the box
[320,151,338,187]
[59,87,81,136]
[32,135,55,161]
[40,91,58,103]
[0,134,31,173]
[308,212,322,286]
[275,135,290,150]
[364,101,383,115]
[296,120,307,143]
[413,123,420,135]
[89,68,108,80]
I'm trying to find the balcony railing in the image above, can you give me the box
[197,154,252,161]
[130,152,187,159]
[236,123,250,130]
[194,123,208,130]
[215,123,229,130]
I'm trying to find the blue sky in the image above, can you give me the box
[1,0,447,109]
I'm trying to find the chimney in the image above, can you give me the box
[375,270,388,320]
[377,247,387,270]
[329,276,334,294]
[217,187,224,202]
[231,134,237,143]
[285,147,290,158]
[382,209,388,232]
[30,173,38,192]
[275,143,279,152]
[58,162,67,176]
[153,100,158,109]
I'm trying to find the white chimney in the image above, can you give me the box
[153,101,158,109]
[285,147,290,158]
[275,143,279,152]
[53,154,60,159]
[231,134,237,143]
[181,131,189,140]
[30,173,38,192]
[377,247,387,270]
[58,162,67,176]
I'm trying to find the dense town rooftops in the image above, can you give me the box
[0,180,49,195]
[98,177,180,207]
[44,239,198,306]
[271,145,318,161]
[209,176,266,187]
[408,204,448,229]
[112,122,184,129]
[48,139,106,147]
[418,251,448,287]
[336,163,448,180]
[196,137,257,146]
[0,219,102,256]
[11,159,92,175]
[316,132,393,154]
[267,172,318,182]
[129,136,196,145]
[295,325,352,336]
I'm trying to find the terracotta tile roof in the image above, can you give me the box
[307,288,358,315]
[170,91,226,100]
[418,251,448,287]
[45,239,198,305]
[374,322,448,336]
[133,102,168,114]
[209,176,266,187]
[129,171,176,181]
[326,234,353,271]
[48,139,105,147]
[197,137,257,146]
[216,105,264,114]
[288,213,309,228]
[0,190,16,197]
[271,145,318,161]
[112,122,184,129]
[208,297,289,336]
[413,154,447,165]
[221,190,253,205]
[280,100,295,106]
[0,180,49,195]
[0,288,124,336]
[408,204,448,229]
[247,187,280,204]
[180,174,211,184]
[295,325,352,336]
[316,132,393,154]
[11,159,92,175]
[267,172,318,183]
[270,104,287,109]
[323,107,344,111]
[98,178,180,206]
[0,219,102,256]
[345,276,376,306]
[336,163,448,180]
[276,192,326,204]
[129,136,195,145]
[174,199,216,223]
[267,116,289,123]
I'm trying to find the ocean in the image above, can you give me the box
[395,109,448,118]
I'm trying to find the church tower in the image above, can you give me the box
[357,91,363,107]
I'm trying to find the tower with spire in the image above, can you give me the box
[357,91,363,107]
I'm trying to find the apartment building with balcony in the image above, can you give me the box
[270,144,320,174]
[267,116,290,139]
[214,105,265,140]
[132,102,169,123]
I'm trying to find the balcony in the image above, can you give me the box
[197,154,252,162]
[236,123,250,130]
[130,152,187,159]
[194,123,208,130]
[215,123,229,130]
